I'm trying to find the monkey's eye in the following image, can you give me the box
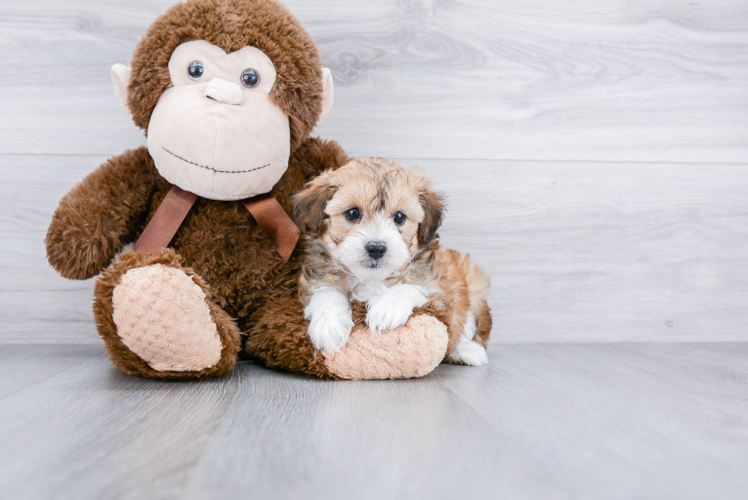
[241,68,260,88]
[188,61,204,80]
[345,208,361,222]
[393,212,407,225]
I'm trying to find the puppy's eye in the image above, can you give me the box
[188,61,204,80]
[345,208,361,222]
[393,212,406,225]
[241,68,260,88]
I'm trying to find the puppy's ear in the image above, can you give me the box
[293,170,337,234]
[417,175,445,245]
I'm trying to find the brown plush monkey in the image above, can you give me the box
[45,0,449,380]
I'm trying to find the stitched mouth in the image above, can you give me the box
[162,147,270,174]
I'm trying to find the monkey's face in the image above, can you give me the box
[112,0,334,200]
[142,40,290,201]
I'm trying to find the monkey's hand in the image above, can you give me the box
[366,284,428,334]
[304,287,354,352]
[45,147,157,280]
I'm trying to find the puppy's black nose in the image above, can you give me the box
[365,242,387,260]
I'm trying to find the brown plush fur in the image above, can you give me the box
[247,296,341,380]
[47,136,350,378]
[293,158,492,359]
[45,0,451,380]
[45,147,156,280]
[128,0,324,151]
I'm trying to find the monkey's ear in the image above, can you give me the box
[111,63,131,112]
[417,175,445,245]
[318,68,334,124]
[292,171,337,234]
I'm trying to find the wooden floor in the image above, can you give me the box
[0,343,746,500]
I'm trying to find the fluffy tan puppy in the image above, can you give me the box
[293,157,492,365]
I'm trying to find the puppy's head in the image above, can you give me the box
[293,157,444,281]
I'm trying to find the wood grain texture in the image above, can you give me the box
[0,343,746,499]
[418,158,748,343]
[4,154,747,344]
[0,0,746,161]
[1,0,746,343]
[0,344,103,399]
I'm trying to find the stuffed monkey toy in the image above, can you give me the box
[45,0,449,380]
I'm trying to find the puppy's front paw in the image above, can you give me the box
[366,284,427,333]
[307,311,353,352]
[305,288,354,352]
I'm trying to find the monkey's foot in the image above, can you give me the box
[112,264,223,371]
[95,249,241,379]
[247,298,449,380]
[323,314,449,380]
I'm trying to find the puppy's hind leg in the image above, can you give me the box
[457,255,492,355]
[447,310,489,366]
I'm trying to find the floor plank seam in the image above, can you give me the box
[2,152,748,168]
[0,351,106,402]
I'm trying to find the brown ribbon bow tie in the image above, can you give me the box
[133,186,300,262]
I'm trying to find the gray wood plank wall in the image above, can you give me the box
[1,0,747,344]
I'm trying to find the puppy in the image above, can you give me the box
[293,157,491,366]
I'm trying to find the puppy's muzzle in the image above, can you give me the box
[365,241,387,260]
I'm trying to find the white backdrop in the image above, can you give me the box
[1,0,747,344]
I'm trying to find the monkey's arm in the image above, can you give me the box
[293,137,352,179]
[46,147,158,280]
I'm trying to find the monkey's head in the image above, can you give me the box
[111,0,333,201]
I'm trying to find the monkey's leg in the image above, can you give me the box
[93,249,241,379]
[246,298,449,380]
